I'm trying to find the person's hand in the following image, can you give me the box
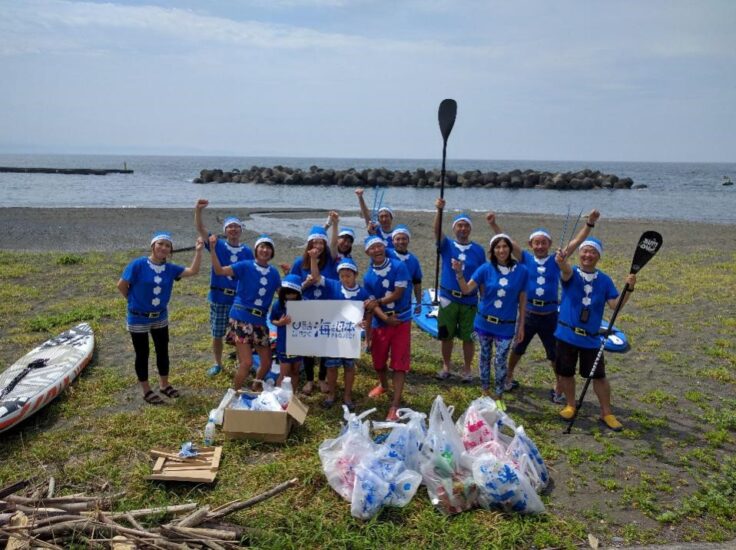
[435,197,446,209]
[195,198,208,210]
[303,274,315,288]
[451,258,463,273]
[329,210,339,223]
[514,327,525,347]
[364,298,378,311]
[279,263,291,275]
[282,314,292,325]
[195,237,205,251]
[625,273,637,290]
[208,234,217,247]
[588,209,600,225]
[384,315,401,327]
[307,247,320,259]
[355,188,364,197]
[554,247,566,265]
[366,221,378,235]
[486,211,496,226]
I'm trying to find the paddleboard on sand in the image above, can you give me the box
[413,289,629,353]
[0,323,95,434]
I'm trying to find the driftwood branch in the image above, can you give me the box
[204,477,298,523]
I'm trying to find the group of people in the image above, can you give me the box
[117,191,636,429]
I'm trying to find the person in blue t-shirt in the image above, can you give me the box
[388,224,423,314]
[356,188,395,249]
[305,253,370,411]
[454,234,528,398]
[488,209,599,403]
[117,232,204,405]
[286,225,338,395]
[362,235,412,421]
[195,198,254,377]
[270,274,304,388]
[554,237,636,432]
[434,198,486,382]
[209,233,281,391]
[326,210,356,261]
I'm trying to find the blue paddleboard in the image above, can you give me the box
[413,289,628,353]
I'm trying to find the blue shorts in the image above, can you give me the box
[512,311,558,361]
[209,301,231,338]
[276,352,302,364]
[324,357,356,369]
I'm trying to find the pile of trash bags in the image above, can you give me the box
[319,395,549,519]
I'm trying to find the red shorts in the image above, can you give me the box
[371,321,411,373]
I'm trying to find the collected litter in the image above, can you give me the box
[319,395,549,519]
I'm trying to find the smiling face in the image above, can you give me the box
[365,242,386,264]
[530,236,552,258]
[337,235,353,254]
[392,233,409,253]
[255,243,274,263]
[492,239,511,265]
[224,222,242,243]
[150,239,172,262]
[578,245,600,271]
[308,239,326,254]
[453,220,472,243]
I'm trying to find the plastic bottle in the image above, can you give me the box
[279,377,293,409]
[203,415,216,447]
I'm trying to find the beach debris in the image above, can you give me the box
[147,446,222,484]
[0,476,298,548]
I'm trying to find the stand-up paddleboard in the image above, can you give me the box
[412,289,628,353]
[0,323,94,434]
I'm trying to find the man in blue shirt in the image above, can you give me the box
[554,237,636,431]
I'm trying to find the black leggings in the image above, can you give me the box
[303,357,327,382]
[130,327,170,382]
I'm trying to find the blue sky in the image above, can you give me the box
[1,0,734,161]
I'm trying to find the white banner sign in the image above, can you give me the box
[286,300,364,359]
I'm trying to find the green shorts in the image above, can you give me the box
[438,301,477,342]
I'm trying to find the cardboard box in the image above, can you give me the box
[222,392,308,443]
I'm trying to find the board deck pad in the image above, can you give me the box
[0,323,94,433]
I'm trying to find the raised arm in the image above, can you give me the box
[555,248,573,281]
[328,210,339,260]
[194,198,209,241]
[355,188,371,226]
[208,235,234,277]
[451,259,478,295]
[607,274,636,310]
[433,197,446,242]
[487,211,522,259]
[181,237,205,278]
[563,209,600,256]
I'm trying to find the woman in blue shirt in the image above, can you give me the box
[117,232,204,405]
[454,234,528,398]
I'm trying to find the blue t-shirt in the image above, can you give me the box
[270,301,292,355]
[520,251,560,314]
[229,260,281,325]
[363,258,411,328]
[320,277,371,303]
[206,237,253,304]
[439,236,486,305]
[555,266,619,349]
[388,249,423,285]
[471,262,528,338]
[290,255,338,285]
[375,226,395,250]
[122,257,186,325]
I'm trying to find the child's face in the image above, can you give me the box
[339,269,357,288]
[285,290,300,301]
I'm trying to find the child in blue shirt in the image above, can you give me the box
[270,274,304,389]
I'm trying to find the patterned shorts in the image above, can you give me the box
[209,302,231,338]
[225,320,271,348]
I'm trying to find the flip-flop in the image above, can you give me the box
[143,390,164,405]
[207,364,222,377]
[435,370,451,381]
[160,386,180,399]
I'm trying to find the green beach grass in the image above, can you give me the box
[1,211,735,549]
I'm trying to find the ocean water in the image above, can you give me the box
[0,154,734,223]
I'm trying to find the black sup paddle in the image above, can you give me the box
[433,99,458,303]
[565,230,663,434]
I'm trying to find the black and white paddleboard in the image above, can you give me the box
[0,323,94,434]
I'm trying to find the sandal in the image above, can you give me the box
[143,390,164,405]
[160,386,180,399]
[321,399,335,409]
[435,370,451,381]
[343,401,356,412]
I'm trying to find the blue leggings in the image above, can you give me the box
[478,333,513,395]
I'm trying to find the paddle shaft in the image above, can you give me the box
[564,282,631,434]
[433,139,448,301]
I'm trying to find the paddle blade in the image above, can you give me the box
[630,231,663,274]
[438,99,457,141]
